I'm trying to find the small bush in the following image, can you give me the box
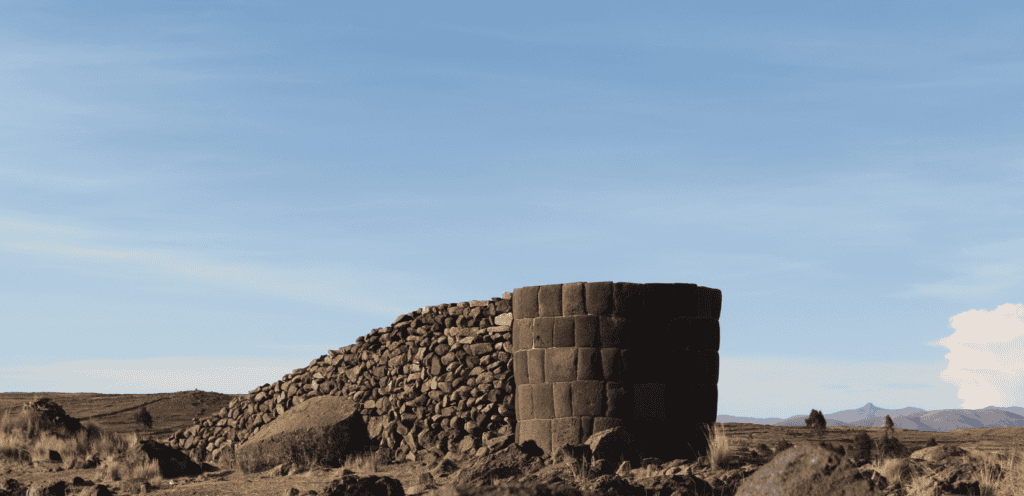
[852,432,874,462]
[877,435,911,460]
[773,439,794,454]
[133,407,154,430]
[754,443,773,459]
[805,409,827,437]
[924,437,938,448]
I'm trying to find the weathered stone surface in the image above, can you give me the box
[138,439,204,478]
[585,427,639,468]
[910,444,968,462]
[236,395,371,474]
[736,444,879,496]
[317,475,405,496]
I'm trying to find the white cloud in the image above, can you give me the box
[0,356,311,394]
[929,303,1024,409]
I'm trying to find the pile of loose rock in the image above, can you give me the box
[166,293,517,465]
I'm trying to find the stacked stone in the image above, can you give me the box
[512,282,721,462]
[165,295,518,464]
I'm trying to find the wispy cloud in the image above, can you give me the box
[929,303,1024,409]
[0,214,404,315]
[0,356,308,394]
[904,239,1024,300]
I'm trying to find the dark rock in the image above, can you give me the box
[636,474,716,496]
[138,439,203,478]
[454,443,545,486]
[26,480,65,496]
[79,485,113,496]
[318,475,404,496]
[584,427,638,467]
[237,395,371,474]
[585,474,645,496]
[736,444,881,496]
[453,483,582,496]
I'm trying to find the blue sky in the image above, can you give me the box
[1,1,1022,420]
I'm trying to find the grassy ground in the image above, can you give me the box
[0,397,165,487]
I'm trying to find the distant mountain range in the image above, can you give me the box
[717,403,1024,432]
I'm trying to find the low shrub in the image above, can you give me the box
[852,432,873,462]
[925,437,938,448]
[773,439,793,454]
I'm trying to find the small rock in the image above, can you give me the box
[616,460,632,477]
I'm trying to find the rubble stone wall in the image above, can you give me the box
[166,281,720,465]
[512,282,721,461]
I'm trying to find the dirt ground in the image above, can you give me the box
[4,421,1024,495]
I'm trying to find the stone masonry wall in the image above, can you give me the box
[166,281,721,465]
[166,295,516,464]
[511,282,721,462]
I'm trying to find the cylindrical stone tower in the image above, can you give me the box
[512,281,721,462]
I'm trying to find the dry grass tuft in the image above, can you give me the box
[565,455,592,488]
[1,406,163,487]
[699,422,732,471]
[343,448,378,473]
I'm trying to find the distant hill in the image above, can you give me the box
[717,402,1024,432]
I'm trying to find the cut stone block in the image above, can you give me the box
[551,417,583,455]
[612,282,645,318]
[512,318,533,351]
[545,347,577,383]
[592,417,628,434]
[527,349,546,384]
[513,286,539,319]
[599,316,629,348]
[577,347,602,381]
[664,317,720,352]
[553,382,572,418]
[552,317,575,347]
[561,282,586,316]
[571,380,605,417]
[600,348,623,382]
[532,383,554,420]
[633,383,667,421]
[533,317,554,348]
[574,314,600,348]
[519,419,552,455]
[538,284,563,317]
[606,382,633,419]
[513,350,529,387]
[584,281,613,315]
[517,384,535,421]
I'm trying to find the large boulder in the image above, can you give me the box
[584,427,639,468]
[236,395,371,474]
[137,440,203,478]
[910,444,968,463]
[317,474,405,496]
[736,443,883,496]
[20,398,83,436]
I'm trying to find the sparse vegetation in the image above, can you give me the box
[0,402,164,487]
[925,436,938,448]
[805,409,827,438]
[698,422,731,471]
[133,406,154,430]
[342,448,379,473]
